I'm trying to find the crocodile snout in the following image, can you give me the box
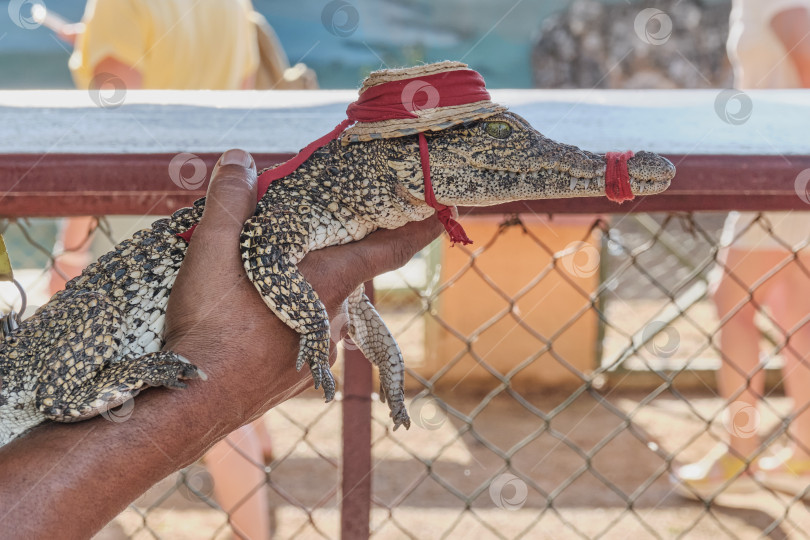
[625,151,675,196]
[628,151,676,183]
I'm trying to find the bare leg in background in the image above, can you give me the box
[767,252,810,460]
[49,216,96,295]
[712,247,777,463]
[206,424,272,540]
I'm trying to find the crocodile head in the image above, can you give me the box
[385,111,674,207]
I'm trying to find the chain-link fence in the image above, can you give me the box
[4,209,810,539]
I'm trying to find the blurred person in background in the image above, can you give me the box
[47,0,259,295]
[674,0,810,500]
[47,0,316,296]
[48,0,260,295]
[39,1,312,537]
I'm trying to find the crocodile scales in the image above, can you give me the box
[0,63,675,446]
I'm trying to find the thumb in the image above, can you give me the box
[195,149,258,241]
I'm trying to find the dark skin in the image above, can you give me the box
[0,149,443,539]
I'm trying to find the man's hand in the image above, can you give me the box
[163,148,442,424]
[0,148,442,539]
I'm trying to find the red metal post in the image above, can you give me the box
[340,281,373,540]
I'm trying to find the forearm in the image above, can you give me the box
[787,48,810,87]
[770,8,810,88]
[796,54,810,88]
[0,327,309,538]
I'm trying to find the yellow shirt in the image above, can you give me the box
[69,0,258,90]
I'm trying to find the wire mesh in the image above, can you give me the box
[3,211,810,539]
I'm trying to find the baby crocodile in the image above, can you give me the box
[0,64,674,446]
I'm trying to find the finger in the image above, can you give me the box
[195,149,257,241]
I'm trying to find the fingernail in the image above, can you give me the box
[219,149,255,169]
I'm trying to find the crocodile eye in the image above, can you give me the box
[483,121,512,139]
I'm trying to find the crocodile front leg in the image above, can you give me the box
[346,285,410,429]
[5,290,202,427]
[42,351,203,422]
[240,213,335,400]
